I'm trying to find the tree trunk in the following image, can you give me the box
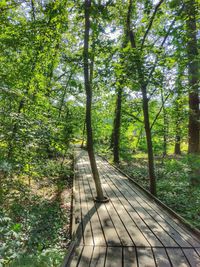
[83,0,104,201]
[174,135,181,155]
[81,120,86,148]
[174,62,184,155]
[174,91,181,155]
[111,3,133,163]
[141,84,157,195]
[127,0,156,195]
[161,87,168,157]
[113,87,122,163]
[186,0,199,154]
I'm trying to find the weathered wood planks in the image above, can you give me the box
[65,149,200,267]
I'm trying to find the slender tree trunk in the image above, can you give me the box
[173,60,185,155]
[141,84,157,195]
[161,87,168,157]
[174,135,181,155]
[112,3,132,163]
[83,0,104,201]
[186,0,199,154]
[113,87,122,163]
[127,0,156,195]
[174,84,182,155]
[81,121,86,148]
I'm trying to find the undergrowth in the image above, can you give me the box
[0,157,73,267]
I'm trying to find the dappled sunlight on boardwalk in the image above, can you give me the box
[63,149,200,267]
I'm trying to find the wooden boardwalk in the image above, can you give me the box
[63,149,200,267]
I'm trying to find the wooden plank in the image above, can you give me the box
[90,246,106,267]
[119,175,196,248]
[137,248,156,267]
[97,163,170,249]
[195,248,200,256]
[71,151,200,267]
[68,246,83,267]
[74,173,84,245]
[103,166,180,248]
[81,159,121,247]
[83,181,106,246]
[78,246,93,267]
[167,248,190,267]
[105,247,122,267]
[77,172,94,246]
[80,169,106,246]
[100,182,135,246]
[101,171,151,247]
[183,248,200,267]
[83,164,122,246]
[152,248,171,267]
[100,166,162,247]
[129,192,189,247]
[123,247,138,267]
[102,158,200,248]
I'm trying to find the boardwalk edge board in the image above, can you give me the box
[99,154,200,239]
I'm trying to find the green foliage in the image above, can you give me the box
[0,157,72,266]
[8,250,65,267]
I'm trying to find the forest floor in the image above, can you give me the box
[0,157,73,267]
[98,148,200,230]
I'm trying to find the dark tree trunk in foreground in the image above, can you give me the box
[83,0,104,201]
[186,0,199,154]
[113,86,122,163]
[140,83,157,195]
[127,0,156,195]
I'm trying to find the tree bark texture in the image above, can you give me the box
[113,86,122,163]
[186,0,199,153]
[161,87,168,156]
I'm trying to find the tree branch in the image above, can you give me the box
[123,111,143,123]
[141,0,165,49]
[150,92,170,130]
[145,5,185,89]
